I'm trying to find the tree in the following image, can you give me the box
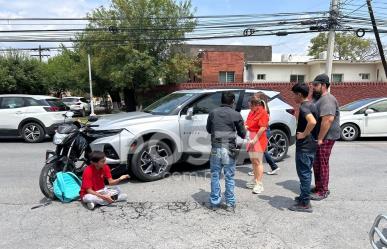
[308,32,378,61]
[43,47,88,97]
[0,51,48,94]
[75,0,196,111]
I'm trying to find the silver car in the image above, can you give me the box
[88,89,296,181]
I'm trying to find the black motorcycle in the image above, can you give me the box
[39,113,98,199]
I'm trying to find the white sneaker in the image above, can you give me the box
[267,168,280,175]
[117,194,128,202]
[248,171,254,176]
[252,182,264,194]
[86,202,95,210]
[246,179,256,189]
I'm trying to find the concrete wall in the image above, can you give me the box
[246,64,309,82]
[246,62,385,83]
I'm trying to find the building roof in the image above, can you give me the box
[175,44,272,62]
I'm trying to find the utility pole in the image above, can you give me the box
[87,53,95,116]
[38,45,42,62]
[367,0,387,79]
[325,0,339,83]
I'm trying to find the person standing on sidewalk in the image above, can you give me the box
[289,83,318,213]
[247,92,280,176]
[311,74,341,201]
[206,91,246,212]
[245,95,269,194]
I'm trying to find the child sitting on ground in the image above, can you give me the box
[80,151,129,210]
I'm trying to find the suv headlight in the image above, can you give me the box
[87,129,124,139]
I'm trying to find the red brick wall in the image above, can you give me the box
[201,52,244,82]
[149,82,387,110]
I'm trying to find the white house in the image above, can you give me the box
[244,57,387,83]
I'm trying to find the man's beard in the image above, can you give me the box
[312,91,322,100]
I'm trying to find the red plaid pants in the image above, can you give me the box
[313,140,335,195]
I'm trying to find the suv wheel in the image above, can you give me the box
[267,129,289,162]
[130,140,174,181]
[21,122,45,143]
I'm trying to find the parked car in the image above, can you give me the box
[0,94,69,142]
[62,97,91,117]
[87,89,297,181]
[340,97,387,141]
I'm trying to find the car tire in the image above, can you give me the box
[130,140,174,181]
[267,129,289,162]
[21,122,45,143]
[341,123,359,141]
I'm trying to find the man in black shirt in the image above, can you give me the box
[289,83,318,213]
[206,91,246,212]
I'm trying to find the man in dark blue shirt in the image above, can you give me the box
[289,83,318,213]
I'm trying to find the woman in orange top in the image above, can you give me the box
[245,95,269,194]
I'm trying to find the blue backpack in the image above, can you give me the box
[53,172,82,203]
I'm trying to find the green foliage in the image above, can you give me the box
[0,51,48,94]
[308,32,378,61]
[76,0,197,94]
[43,47,88,96]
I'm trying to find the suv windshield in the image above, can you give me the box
[144,93,196,115]
[340,98,378,112]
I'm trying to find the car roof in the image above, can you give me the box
[0,94,58,100]
[62,96,83,99]
[174,88,279,97]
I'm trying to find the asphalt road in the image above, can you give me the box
[0,138,387,249]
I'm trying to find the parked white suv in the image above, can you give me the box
[0,94,68,143]
[87,89,297,181]
[62,97,91,117]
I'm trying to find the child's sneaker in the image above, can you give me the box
[86,202,95,210]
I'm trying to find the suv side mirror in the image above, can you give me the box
[186,107,194,120]
[365,109,375,116]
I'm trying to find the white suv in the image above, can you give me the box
[62,97,91,117]
[88,89,297,181]
[0,94,68,143]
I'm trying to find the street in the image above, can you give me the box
[0,139,386,249]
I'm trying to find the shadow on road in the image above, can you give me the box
[191,188,210,208]
[258,195,294,211]
[276,180,300,195]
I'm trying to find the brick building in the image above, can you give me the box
[200,51,244,82]
[175,44,272,83]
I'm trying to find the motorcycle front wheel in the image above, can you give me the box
[39,162,58,199]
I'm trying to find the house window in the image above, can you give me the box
[290,75,305,83]
[332,74,344,83]
[359,73,370,80]
[219,71,235,83]
[257,74,266,80]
